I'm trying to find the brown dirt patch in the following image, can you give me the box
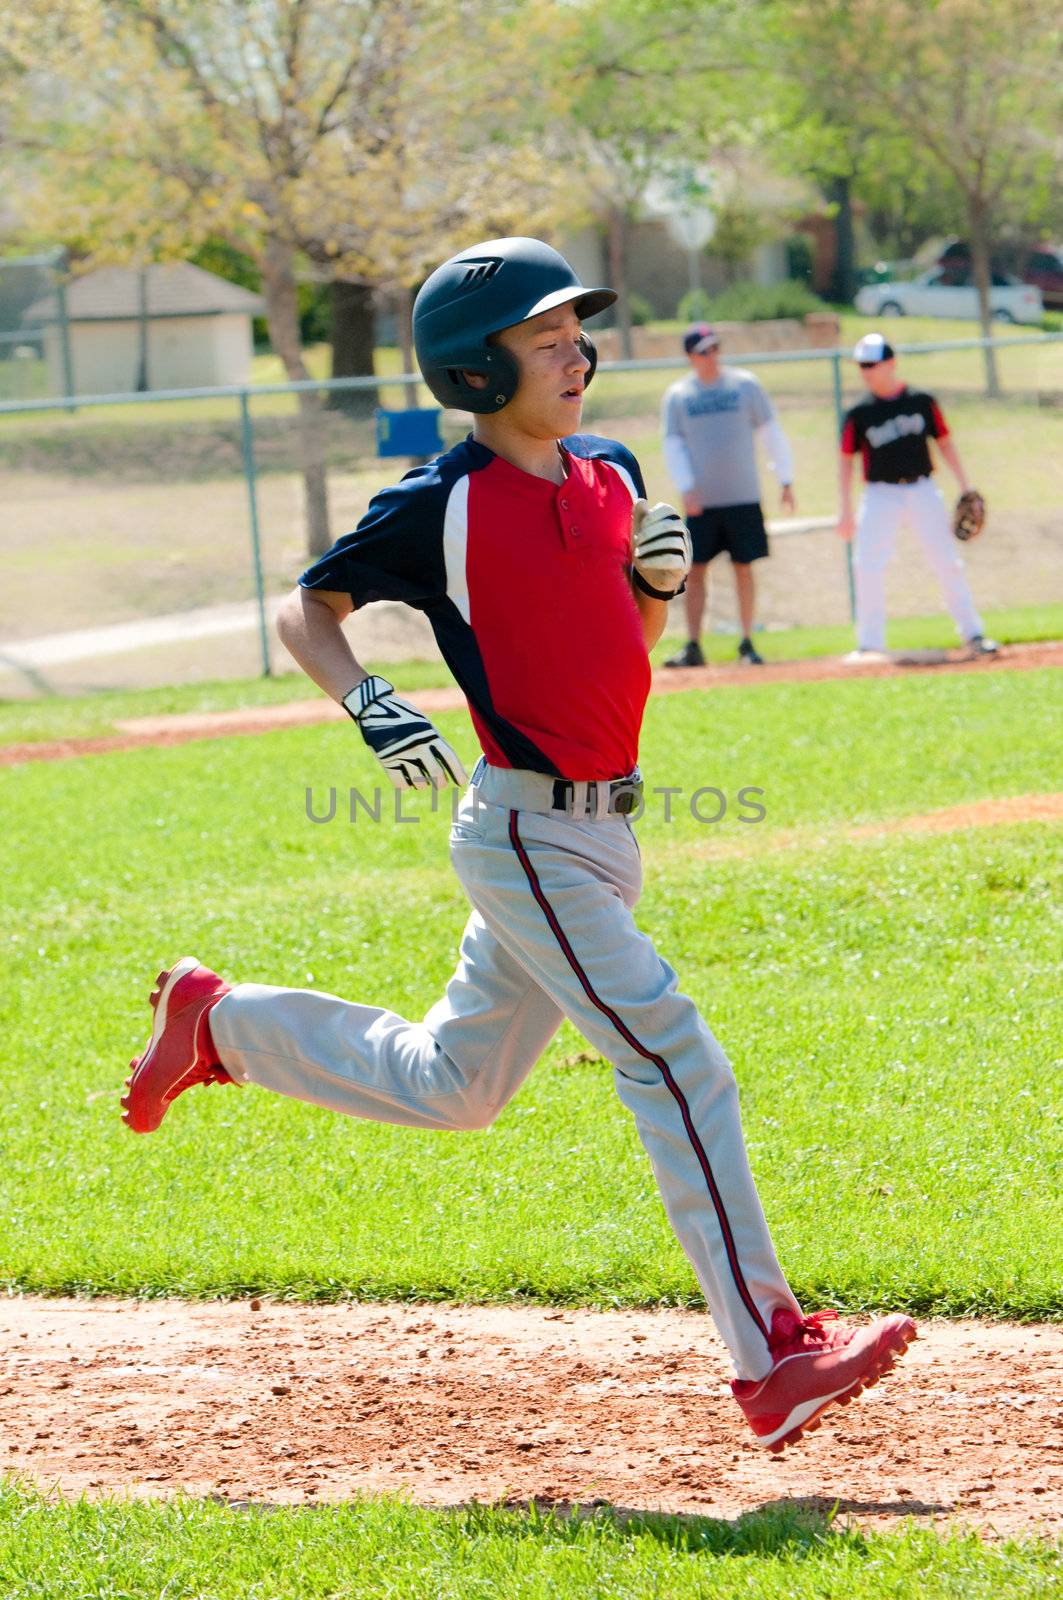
[855,792,1063,836]
[3,1297,1060,1537]
[2,640,1060,769]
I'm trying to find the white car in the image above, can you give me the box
[855,269,1043,324]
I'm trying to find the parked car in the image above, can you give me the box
[937,239,1063,310]
[854,269,1043,324]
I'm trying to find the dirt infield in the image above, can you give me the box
[1,639,1060,769]
[3,1297,1060,1537]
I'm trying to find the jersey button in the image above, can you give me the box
[560,498,570,509]
[570,525,580,537]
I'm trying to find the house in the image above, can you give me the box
[25,261,265,397]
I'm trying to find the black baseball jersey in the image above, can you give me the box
[840,387,949,483]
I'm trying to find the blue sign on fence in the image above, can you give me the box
[375,407,443,458]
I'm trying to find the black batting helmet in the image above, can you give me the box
[412,237,616,413]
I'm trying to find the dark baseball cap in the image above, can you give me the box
[683,322,721,354]
[853,332,895,366]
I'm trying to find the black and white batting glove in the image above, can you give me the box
[631,499,692,600]
[342,675,468,791]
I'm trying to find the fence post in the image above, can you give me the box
[55,266,76,414]
[830,350,856,623]
[238,390,272,677]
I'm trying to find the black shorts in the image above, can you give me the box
[687,503,769,566]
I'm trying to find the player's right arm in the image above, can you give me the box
[661,385,701,518]
[836,455,856,541]
[275,584,365,704]
[277,464,469,789]
[836,414,859,541]
[276,584,466,790]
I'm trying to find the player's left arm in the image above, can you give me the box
[926,397,969,491]
[751,383,796,512]
[630,500,692,651]
[933,433,970,492]
[631,585,670,650]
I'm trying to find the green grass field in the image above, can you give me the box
[2,666,1060,1314]
[3,664,1060,1594]
[1,599,1060,745]
[1,1485,1058,1599]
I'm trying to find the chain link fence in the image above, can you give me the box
[1,334,1060,697]
[0,251,74,404]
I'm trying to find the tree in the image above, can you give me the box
[768,0,1063,395]
[563,0,751,356]
[9,0,571,554]
[709,195,774,288]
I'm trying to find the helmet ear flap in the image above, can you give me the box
[438,344,520,414]
[579,331,598,389]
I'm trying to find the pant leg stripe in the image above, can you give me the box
[507,809,768,1346]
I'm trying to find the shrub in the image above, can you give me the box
[676,289,714,323]
[678,281,827,325]
[628,291,655,326]
[707,280,828,322]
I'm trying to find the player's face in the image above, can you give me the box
[860,357,901,396]
[494,307,592,438]
[688,346,721,381]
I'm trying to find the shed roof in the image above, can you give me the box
[25,261,265,323]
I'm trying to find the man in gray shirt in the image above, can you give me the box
[661,323,796,666]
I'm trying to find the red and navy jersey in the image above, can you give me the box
[300,434,649,780]
[841,387,949,482]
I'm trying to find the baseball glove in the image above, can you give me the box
[953,488,986,542]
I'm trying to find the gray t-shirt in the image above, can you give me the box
[661,368,774,508]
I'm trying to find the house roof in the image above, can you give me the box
[25,261,265,323]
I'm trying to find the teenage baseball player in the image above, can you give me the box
[122,239,915,1452]
[661,323,796,668]
[838,332,998,661]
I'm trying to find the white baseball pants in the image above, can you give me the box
[210,763,799,1380]
[853,477,983,652]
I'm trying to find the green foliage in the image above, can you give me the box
[678,281,826,324]
[785,232,815,284]
[711,198,774,281]
[297,281,331,347]
[628,290,655,326]
[189,239,260,294]
[677,288,714,322]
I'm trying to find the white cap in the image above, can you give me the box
[852,332,895,365]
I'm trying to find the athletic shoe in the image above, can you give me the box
[732,1307,917,1452]
[738,637,764,666]
[664,640,705,668]
[842,648,890,665]
[121,958,232,1134]
[966,634,999,657]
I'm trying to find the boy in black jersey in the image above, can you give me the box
[836,333,997,661]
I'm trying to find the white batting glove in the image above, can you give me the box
[631,499,692,600]
[343,675,468,791]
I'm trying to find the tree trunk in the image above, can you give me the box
[968,196,1001,399]
[327,279,378,417]
[260,238,331,559]
[606,207,634,361]
[827,175,857,304]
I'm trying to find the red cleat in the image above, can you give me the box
[732,1307,917,1452]
[121,958,232,1134]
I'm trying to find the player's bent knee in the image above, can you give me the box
[446,1094,499,1132]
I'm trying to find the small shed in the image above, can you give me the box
[26,262,265,396]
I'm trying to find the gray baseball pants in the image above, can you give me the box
[209,762,799,1378]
